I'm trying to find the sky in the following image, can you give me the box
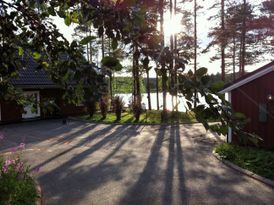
[51,0,271,77]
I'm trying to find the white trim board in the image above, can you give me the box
[220,64,274,94]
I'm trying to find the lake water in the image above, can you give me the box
[115,92,223,112]
[115,93,191,112]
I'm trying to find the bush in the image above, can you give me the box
[99,96,109,120]
[214,143,236,160]
[113,96,124,121]
[86,100,97,118]
[214,143,274,180]
[161,110,169,122]
[0,144,39,205]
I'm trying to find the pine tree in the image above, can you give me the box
[73,25,99,64]
[159,0,168,121]
[205,1,272,80]
[221,0,226,80]
[194,0,198,106]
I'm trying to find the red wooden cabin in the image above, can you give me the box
[221,61,274,149]
[0,58,88,123]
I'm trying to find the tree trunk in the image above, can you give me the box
[159,0,167,121]
[109,73,113,99]
[146,68,152,110]
[132,53,136,106]
[136,53,141,108]
[86,31,90,62]
[221,0,226,81]
[133,45,141,108]
[174,0,178,112]
[89,30,92,63]
[108,38,111,55]
[156,71,160,110]
[108,38,113,99]
[240,0,246,76]
[87,44,90,63]
[170,0,175,112]
[194,0,198,108]
[239,37,242,73]
[101,35,105,58]
[232,36,236,81]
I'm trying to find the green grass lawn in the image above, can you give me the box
[214,143,274,181]
[78,110,197,124]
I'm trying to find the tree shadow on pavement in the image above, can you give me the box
[118,124,167,205]
[0,120,97,152]
[37,124,142,205]
[118,124,188,205]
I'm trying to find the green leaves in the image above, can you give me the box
[211,80,225,92]
[0,157,39,205]
[80,36,96,45]
[48,6,56,16]
[178,64,260,146]
[32,52,41,60]
[111,38,118,50]
[42,61,49,68]
[64,11,79,26]
[195,67,208,78]
[18,47,24,56]
[101,56,123,71]
[71,11,79,23]
[64,14,71,26]
[233,112,246,120]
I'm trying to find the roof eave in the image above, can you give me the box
[14,84,60,89]
[220,64,274,93]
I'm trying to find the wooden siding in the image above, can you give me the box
[0,101,22,123]
[231,71,274,149]
[0,89,87,123]
[40,89,86,116]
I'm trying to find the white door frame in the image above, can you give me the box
[22,91,41,119]
[227,92,232,143]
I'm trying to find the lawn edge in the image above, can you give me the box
[68,116,201,125]
[212,151,274,189]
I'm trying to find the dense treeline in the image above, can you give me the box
[111,77,162,94]
[111,73,237,94]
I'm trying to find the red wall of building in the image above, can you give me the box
[40,89,86,116]
[0,101,22,123]
[231,71,274,149]
[0,88,87,123]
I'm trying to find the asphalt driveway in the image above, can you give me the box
[0,120,273,205]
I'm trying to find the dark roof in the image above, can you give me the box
[11,57,57,89]
[221,61,274,92]
[10,55,103,89]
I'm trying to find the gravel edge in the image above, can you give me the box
[68,116,202,126]
[213,151,274,189]
[35,179,43,205]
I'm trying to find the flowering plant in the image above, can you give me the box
[0,132,39,205]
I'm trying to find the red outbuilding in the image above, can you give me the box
[0,58,88,123]
[221,61,274,149]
